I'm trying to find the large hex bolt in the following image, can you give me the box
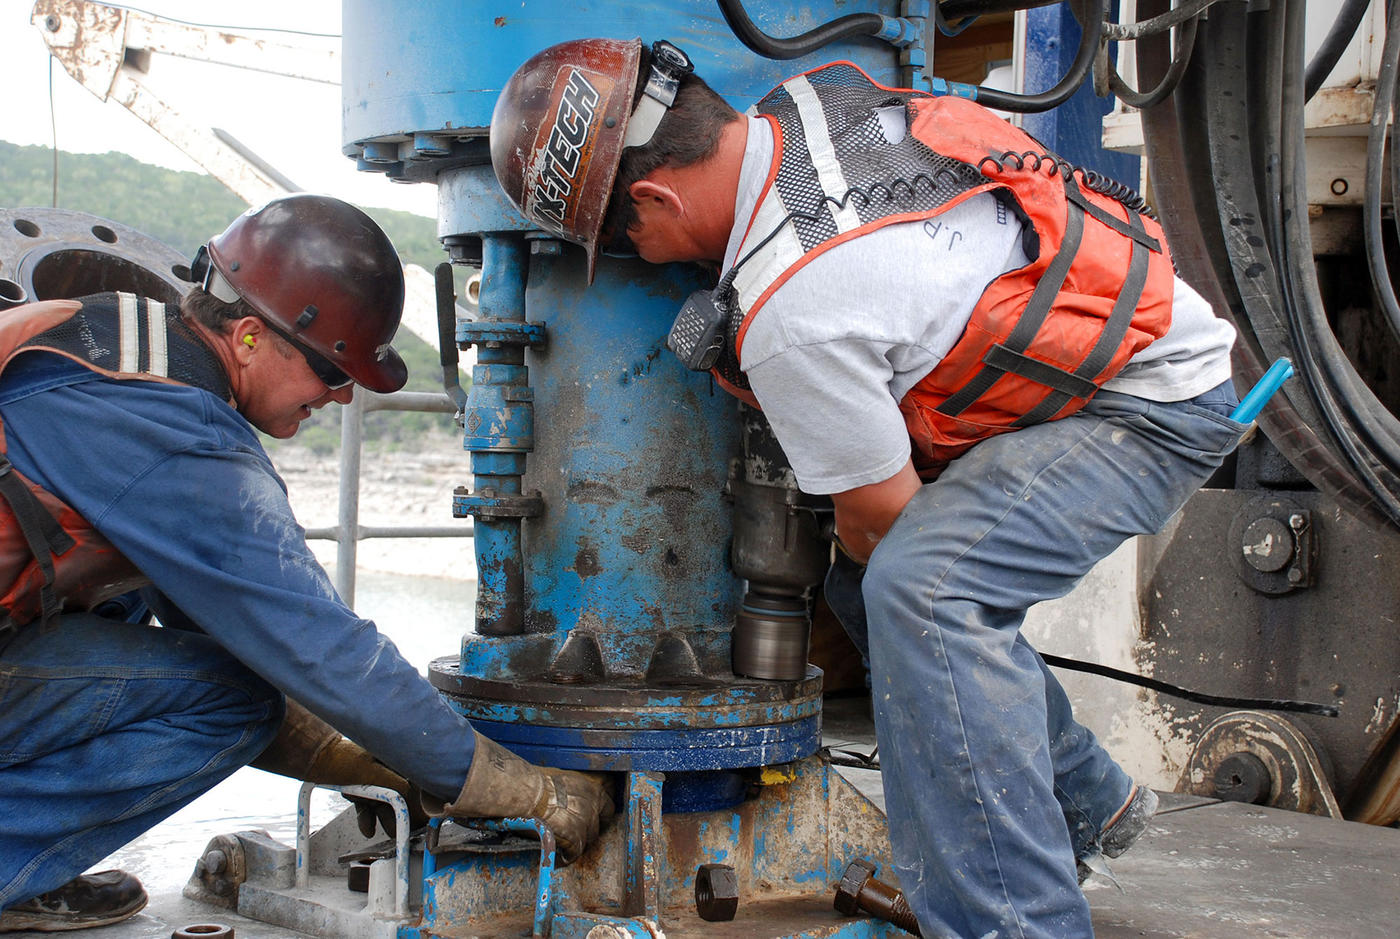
[189,835,245,907]
[694,863,739,922]
[834,859,922,937]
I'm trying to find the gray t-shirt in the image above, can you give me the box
[725,116,1236,494]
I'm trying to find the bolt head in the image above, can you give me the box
[202,849,228,875]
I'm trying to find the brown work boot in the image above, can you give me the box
[0,870,147,933]
[1078,785,1159,885]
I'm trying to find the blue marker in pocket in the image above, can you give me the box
[1230,358,1295,424]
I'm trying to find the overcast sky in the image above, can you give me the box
[1,0,436,217]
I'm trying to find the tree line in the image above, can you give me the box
[0,141,466,453]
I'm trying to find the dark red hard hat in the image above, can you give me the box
[206,194,407,392]
[490,38,642,282]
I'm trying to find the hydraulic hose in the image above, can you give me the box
[1303,0,1372,102]
[1149,0,1400,530]
[972,0,1108,113]
[715,0,891,60]
[1363,0,1400,345]
[1273,0,1400,519]
[714,0,1107,115]
[1106,13,1198,109]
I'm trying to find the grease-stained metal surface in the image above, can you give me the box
[1140,487,1400,816]
[0,206,194,306]
[512,245,744,654]
[432,655,824,770]
[399,757,897,938]
[1183,711,1343,818]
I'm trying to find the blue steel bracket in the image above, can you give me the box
[899,0,931,90]
[424,817,557,937]
[456,319,547,350]
[453,487,544,520]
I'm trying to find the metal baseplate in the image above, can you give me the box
[186,757,904,938]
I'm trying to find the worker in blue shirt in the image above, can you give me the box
[0,194,613,934]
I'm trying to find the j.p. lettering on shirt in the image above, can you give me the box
[922,219,965,251]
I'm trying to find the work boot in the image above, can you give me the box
[0,870,148,933]
[1077,785,1159,884]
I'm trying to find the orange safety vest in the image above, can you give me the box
[714,63,1175,478]
[0,293,231,640]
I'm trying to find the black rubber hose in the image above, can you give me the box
[1364,0,1400,343]
[715,0,888,60]
[1303,0,1372,102]
[1191,4,1394,528]
[1274,0,1400,518]
[1106,13,1199,109]
[714,0,1107,115]
[1136,1,1391,528]
[1101,0,1216,40]
[972,0,1108,113]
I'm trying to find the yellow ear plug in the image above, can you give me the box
[242,335,256,348]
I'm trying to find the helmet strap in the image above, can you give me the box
[193,244,242,304]
[622,40,694,149]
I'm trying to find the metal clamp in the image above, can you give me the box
[453,488,545,520]
[295,783,411,918]
[456,319,547,349]
[425,817,556,937]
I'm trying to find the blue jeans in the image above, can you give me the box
[826,386,1245,938]
[0,614,283,908]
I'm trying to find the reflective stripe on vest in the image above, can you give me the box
[0,292,228,637]
[718,63,1175,477]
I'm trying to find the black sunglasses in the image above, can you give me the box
[264,322,353,390]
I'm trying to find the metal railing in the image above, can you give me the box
[302,387,472,605]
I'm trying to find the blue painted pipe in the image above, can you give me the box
[469,236,531,636]
[1230,358,1294,424]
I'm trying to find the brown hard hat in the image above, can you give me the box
[205,194,408,393]
[490,38,642,282]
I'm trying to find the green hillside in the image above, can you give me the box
[0,141,448,268]
[0,141,466,453]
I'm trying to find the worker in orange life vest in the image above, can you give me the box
[491,39,1243,938]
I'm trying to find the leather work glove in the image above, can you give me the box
[426,731,615,864]
[251,698,428,838]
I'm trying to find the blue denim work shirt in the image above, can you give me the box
[0,351,474,799]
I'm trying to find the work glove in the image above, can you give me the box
[426,731,615,864]
[251,698,428,838]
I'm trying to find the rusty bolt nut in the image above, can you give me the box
[694,863,739,922]
[834,858,877,915]
[172,925,234,939]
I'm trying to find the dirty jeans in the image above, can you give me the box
[0,614,283,909]
[825,386,1245,938]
